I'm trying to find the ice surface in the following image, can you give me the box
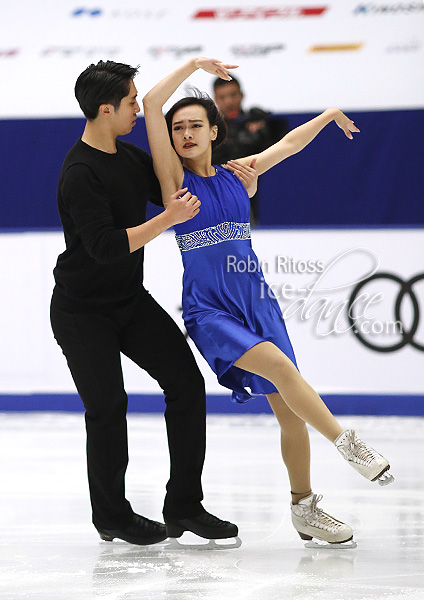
[1,413,423,600]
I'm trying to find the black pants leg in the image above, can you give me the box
[50,288,206,528]
[118,291,206,520]
[50,291,133,529]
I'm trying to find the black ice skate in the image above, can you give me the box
[164,510,241,549]
[96,513,167,545]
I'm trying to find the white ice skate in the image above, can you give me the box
[334,429,394,486]
[291,493,356,549]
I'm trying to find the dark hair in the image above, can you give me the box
[165,89,227,150]
[212,76,241,92]
[75,60,139,120]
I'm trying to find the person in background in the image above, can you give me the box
[212,76,289,224]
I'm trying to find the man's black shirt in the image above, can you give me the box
[53,139,162,307]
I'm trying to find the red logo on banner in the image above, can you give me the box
[193,6,327,19]
[0,49,19,58]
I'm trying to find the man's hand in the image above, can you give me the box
[165,187,201,225]
[127,188,200,252]
[225,158,258,198]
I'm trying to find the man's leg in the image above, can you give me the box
[120,292,238,541]
[119,291,206,519]
[50,292,133,529]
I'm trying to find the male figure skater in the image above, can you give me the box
[50,60,245,545]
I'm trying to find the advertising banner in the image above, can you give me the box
[0,0,423,118]
[0,229,422,399]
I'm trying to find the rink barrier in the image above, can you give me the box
[1,110,424,229]
[0,394,423,415]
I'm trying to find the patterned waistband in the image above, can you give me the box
[175,222,251,252]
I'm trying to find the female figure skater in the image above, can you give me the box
[142,58,393,546]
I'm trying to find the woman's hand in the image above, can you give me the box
[165,188,201,225]
[194,57,238,81]
[224,158,258,198]
[331,109,360,140]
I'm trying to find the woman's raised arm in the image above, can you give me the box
[142,57,237,201]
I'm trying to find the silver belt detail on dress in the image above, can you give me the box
[175,222,251,252]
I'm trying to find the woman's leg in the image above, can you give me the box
[236,341,393,486]
[266,391,354,543]
[267,392,311,503]
[235,341,343,442]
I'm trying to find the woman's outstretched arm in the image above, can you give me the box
[142,57,237,201]
[233,108,360,175]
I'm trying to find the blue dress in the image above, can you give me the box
[174,165,297,403]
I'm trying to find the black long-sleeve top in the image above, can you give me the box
[53,139,163,308]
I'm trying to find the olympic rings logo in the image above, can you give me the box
[347,272,424,352]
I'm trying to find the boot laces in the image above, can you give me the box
[133,514,161,532]
[198,512,229,527]
[343,430,380,465]
[302,494,344,532]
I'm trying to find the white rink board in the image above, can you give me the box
[0,0,423,118]
[0,228,422,395]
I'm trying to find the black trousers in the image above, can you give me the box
[50,287,206,529]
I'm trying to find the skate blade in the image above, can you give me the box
[304,539,357,550]
[164,536,242,551]
[377,470,394,486]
